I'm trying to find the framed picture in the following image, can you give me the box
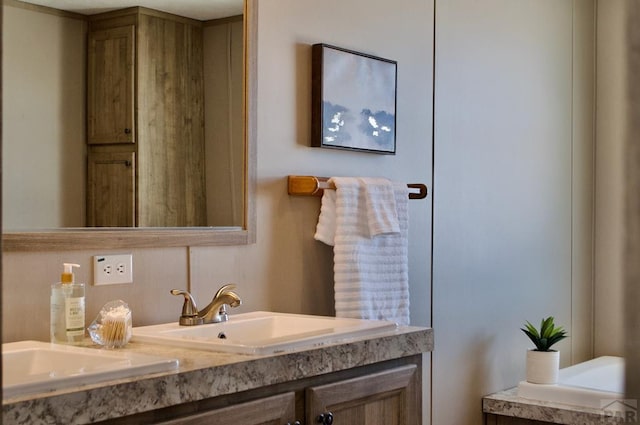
[311,43,397,155]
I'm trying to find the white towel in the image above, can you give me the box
[360,177,400,237]
[314,187,337,246]
[314,177,410,325]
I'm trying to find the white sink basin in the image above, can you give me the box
[132,311,397,355]
[2,341,179,399]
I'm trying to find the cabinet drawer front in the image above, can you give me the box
[156,391,296,425]
[306,365,420,425]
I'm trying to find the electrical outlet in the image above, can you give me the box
[93,254,133,285]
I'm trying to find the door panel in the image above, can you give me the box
[306,365,419,425]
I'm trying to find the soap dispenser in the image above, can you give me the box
[50,263,85,344]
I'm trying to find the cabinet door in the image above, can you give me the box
[306,365,420,425]
[87,151,135,227]
[88,25,135,144]
[156,392,297,425]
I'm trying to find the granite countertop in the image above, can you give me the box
[3,326,433,425]
[483,387,624,425]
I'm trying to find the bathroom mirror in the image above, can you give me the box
[1,0,257,251]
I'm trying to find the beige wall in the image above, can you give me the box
[3,1,606,425]
[1,0,435,367]
[625,0,640,408]
[2,5,86,229]
[2,1,434,420]
[595,0,626,357]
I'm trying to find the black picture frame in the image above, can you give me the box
[311,43,397,155]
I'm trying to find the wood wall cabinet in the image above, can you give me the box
[87,150,135,227]
[87,25,135,145]
[87,8,206,227]
[102,356,422,425]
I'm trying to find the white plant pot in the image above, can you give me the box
[526,349,559,384]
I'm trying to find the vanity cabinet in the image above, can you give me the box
[305,364,420,425]
[103,356,421,425]
[86,8,206,227]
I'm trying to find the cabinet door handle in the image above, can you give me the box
[285,422,301,425]
[317,412,333,424]
[124,128,132,134]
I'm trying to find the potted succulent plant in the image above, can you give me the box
[521,316,568,384]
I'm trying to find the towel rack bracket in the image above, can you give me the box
[288,175,324,196]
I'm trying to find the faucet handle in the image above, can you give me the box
[170,289,204,326]
[170,289,198,315]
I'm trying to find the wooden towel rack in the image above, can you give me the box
[287,175,428,199]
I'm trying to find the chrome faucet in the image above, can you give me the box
[170,284,242,326]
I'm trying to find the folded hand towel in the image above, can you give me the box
[359,177,400,237]
[314,177,410,325]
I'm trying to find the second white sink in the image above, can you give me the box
[132,311,397,355]
[2,341,179,399]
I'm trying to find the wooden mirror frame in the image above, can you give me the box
[2,0,257,252]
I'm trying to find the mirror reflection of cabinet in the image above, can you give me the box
[3,0,256,250]
[86,8,206,227]
[88,25,135,145]
[87,151,135,227]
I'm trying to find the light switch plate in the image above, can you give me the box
[93,254,133,285]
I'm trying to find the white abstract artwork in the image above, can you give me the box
[312,44,397,154]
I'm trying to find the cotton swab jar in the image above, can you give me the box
[88,300,132,348]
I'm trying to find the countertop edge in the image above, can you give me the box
[483,388,625,425]
[3,326,433,424]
